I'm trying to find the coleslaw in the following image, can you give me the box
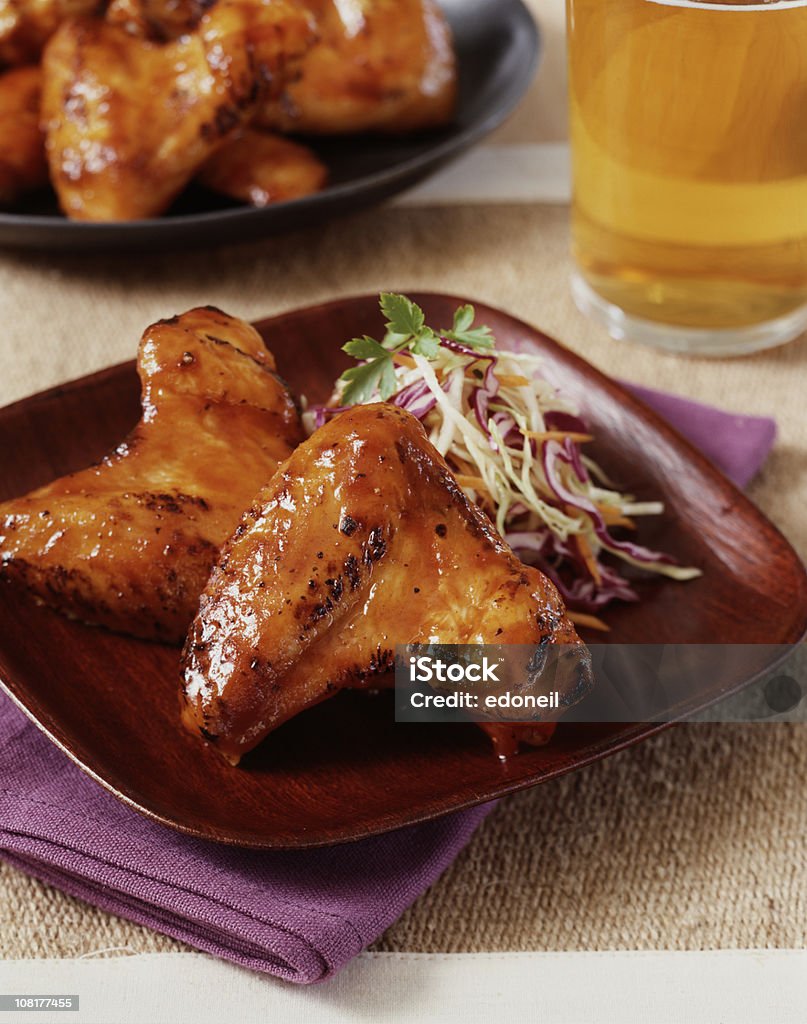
[304,295,701,630]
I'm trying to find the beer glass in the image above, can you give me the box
[567,0,807,355]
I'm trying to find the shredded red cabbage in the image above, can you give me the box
[544,410,588,435]
[390,378,438,419]
[542,439,679,568]
[507,529,640,611]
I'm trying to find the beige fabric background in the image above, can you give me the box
[1,0,806,960]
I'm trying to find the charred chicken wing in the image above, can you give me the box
[182,404,592,764]
[257,0,457,135]
[0,64,47,204]
[0,307,303,642]
[41,0,314,219]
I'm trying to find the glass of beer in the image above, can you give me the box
[567,0,807,355]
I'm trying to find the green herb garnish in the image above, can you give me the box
[338,293,495,405]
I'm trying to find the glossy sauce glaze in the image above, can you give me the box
[0,65,48,204]
[0,0,98,65]
[256,0,457,134]
[0,306,302,641]
[41,0,314,219]
[182,403,592,764]
[196,129,328,206]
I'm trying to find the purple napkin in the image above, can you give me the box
[626,382,776,489]
[0,387,776,984]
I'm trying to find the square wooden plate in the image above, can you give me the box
[0,294,805,847]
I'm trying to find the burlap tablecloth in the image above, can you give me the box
[1,0,806,960]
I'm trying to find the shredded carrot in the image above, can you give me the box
[392,352,417,369]
[455,474,491,497]
[524,430,593,444]
[575,531,602,586]
[596,503,636,530]
[496,374,532,388]
[568,611,610,632]
[449,455,475,475]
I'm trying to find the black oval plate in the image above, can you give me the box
[0,0,540,252]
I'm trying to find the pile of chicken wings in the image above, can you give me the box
[0,308,593,763]
[0,0,457,219]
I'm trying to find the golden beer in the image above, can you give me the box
[567,0,807,353]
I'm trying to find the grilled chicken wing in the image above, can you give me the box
[182,404,592,764]
[105,0,214,41]
[0,0,97,66]
[196,129,326,205]
[0,307,303,642]
[257,0,456,135]
[41,0,314,219]
[0,65,47,204]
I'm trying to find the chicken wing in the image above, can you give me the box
[182,404,592,764]
[0,307,303,642]
[0,0,98,66]
[0,64,47,204]
[196,129,327,205]
[41,0,314,219]
[105,0,214,41]
[256,0,457,135]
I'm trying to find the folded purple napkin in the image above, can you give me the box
[0,387,776,984]
[626,382,776,489]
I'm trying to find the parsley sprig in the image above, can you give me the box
[338,293,495,405]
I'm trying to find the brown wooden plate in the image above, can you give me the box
[0,294,805,848]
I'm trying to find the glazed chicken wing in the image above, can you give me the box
[0,307,303,642]
[257,0,457,135]
[0,0,97,66]
[0,65,47,204]
[182,404,592,764]
[196,129,327,205]
[105,0,214,41]
[41,0,314,219]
